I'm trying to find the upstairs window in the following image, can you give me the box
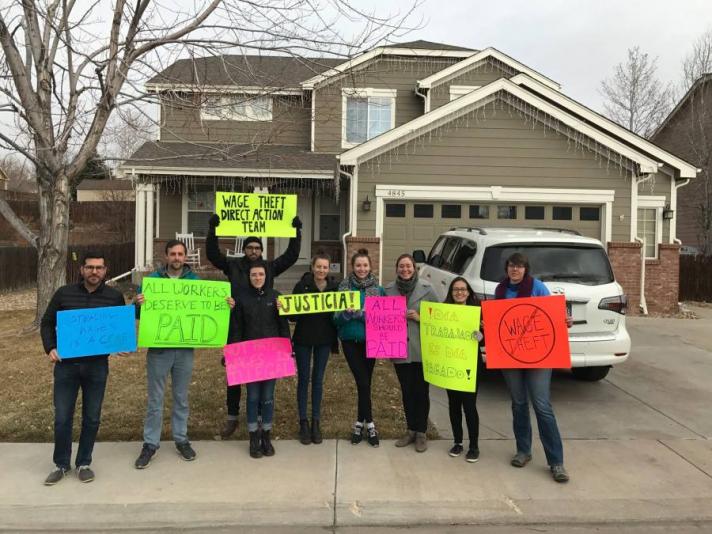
[201,95,273,121]
[342,88,396,148]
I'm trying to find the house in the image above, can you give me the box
[76,178,135,201]
[120,40,698,314]
[652,73,711,255]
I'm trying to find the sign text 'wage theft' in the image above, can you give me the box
[215,192,297,237]
[138,278,231,348]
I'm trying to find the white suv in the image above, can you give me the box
[412,227,631,381]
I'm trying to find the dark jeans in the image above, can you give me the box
[341,340,376,423]
[294,344,330,420]
[246,379,276,432]
[501,368,564,466]
[394,362,430,433]
[226,384,241,419]
[446,389,479,450]
[53,359,109,469]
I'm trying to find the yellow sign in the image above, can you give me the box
[278,291,360,316]
[215,192,297,237]
[420,302,480,392]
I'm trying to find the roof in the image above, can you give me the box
[382,40,475,52]
[76,179,133,191]
[120,142,336,177]
[652,73,712,139]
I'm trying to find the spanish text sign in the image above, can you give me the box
[420,302,480,392]
[365,296,407,358]
[215,192,297,237]
[481,295,571,369]
[138,278,231,348]
[278,291,360,316]
[57,305,136,358]
[223,337,296,385]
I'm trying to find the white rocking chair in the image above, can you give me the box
[175,232,201,268]
[226,236,245,258]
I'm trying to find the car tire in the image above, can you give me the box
[571,366,610,381]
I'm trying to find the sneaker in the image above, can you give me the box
[44,466,69,486]
[511,452,532,468]
[366,424,379,447]
[414,432,428,453]
[220,418,238,439]
[176,441,196,462]
[77,465,95,483]
[395,430,416,448]
[466,448,480,463]
[448,444,464,457]
[134,444,156,469]
[351,421,364,445]
[551,464,570,483]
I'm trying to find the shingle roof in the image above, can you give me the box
[382,40,475,52]
[122,141,337,173]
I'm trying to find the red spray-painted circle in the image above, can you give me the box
[497,303,556,364]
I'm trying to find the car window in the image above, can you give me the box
[427,236,447,267]
[450,239,477,275]
[481,244,614,285]
[439,238,462,272]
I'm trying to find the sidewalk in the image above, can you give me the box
[2,437,712,530]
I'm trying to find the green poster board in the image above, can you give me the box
[420,301,481,392]
[215,192,297,237]
[278,291,360,315]
[138,278,231,348]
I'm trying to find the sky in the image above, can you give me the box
[381,0,712,112]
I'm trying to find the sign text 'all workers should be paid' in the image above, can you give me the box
[215,192,297,237]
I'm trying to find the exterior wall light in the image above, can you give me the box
[362,195,372,212]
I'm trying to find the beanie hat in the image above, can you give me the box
[242,236,263,250]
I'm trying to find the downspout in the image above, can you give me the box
[415,84,429,113]
[634,237,648,315]
[339,166,354,274]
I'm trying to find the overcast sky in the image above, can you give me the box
[383,0,711,112]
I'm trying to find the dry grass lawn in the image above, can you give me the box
[0,308,434,443]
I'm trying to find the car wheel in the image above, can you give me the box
[571,366,610,381]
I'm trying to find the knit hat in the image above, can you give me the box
[242,236,263,251]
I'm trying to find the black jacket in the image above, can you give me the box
[40,281,126,362]
[232,286,290,344]
[291,272,339,347]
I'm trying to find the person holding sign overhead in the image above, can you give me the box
[496,252,570,483]
[384,254,438,453]
[40,251,130,485]
[233,260,291,458]
[334,249,384,447]
[206,212,302,439]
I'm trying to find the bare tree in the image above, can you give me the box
[0,1,418,327]
[1,155,37,193]
[600,46,673,138]
[682,28,712,91]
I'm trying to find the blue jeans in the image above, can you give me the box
[294,344,330,420]
[143,348,194,448]
[501,368,564,466]
[246,379,276,432]
[53,359,109,469]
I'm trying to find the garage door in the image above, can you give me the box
[381,201,602,284]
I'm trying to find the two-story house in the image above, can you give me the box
[120,40,697,313]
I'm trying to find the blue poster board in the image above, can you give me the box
[57,305,137,358]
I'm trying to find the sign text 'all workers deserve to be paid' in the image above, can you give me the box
[215,192,297,237]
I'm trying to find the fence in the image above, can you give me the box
[679,254,712,302]
[0,246,37,291]
[66,242,135,283]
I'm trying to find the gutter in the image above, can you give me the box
[415,84,429,113]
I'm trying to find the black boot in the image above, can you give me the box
[299,419,311,445]
[249,430,263,459]
[311,419,322,444]
[261,430,275,457]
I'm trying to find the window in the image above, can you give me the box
[449,85,481,101]
[637,208,658,259]
[497,205,517,219]
[414,204,433,218]
[469,205,489,219]
[201,95,272,121]
[525,206,545,220]
[427,236,447,265]
[318,196,341,241]
[450,240,477,274]
[386,203,405,217]
[580,207,600,221]
[441,204,462,219]
[342,88,396,147]
[553,206,573,220]
[187,185,215,237]
[439,238,462,271]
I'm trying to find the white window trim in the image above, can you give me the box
[637,196,665,260]
[200,94,273,122]
[449,85,481,101]
[183,183,215,235]
[341,88,397,149]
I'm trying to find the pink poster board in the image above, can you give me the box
[223,337,296,386]
[365,296,408,359]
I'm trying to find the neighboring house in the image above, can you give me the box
[76,179,135,201]
[652,73,712,255]
[120,40,697,314]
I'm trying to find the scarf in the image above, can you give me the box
[347,272,378,291]
[494,274,534,299]
[395,273,418,297]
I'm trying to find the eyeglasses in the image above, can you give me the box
[244,246,262,252]
[507,264,525,270]
[82,265,106,271]
[452,288,469,293]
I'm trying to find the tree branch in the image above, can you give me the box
[0,197,38,248]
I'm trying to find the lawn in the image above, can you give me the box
[0,307,429,443]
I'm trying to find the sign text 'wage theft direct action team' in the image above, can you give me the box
[215,192,297,237]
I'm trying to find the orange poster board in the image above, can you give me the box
[482,295,571,369]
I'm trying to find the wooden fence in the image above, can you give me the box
[66,242,135,283]
[679,254,712,302]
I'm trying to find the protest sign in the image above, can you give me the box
[223,337,296,385]
[57,305,136,358]
[420,302,480,392]
[365,296,407,359]
[138,278,231,348]
[278,291,360,316]
[215,192,297,237]
[481,295,571,369]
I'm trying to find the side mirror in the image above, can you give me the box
[413,250,426,263]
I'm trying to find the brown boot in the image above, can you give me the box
[414,432,428,453]
[220,418,238,439]
[395,430,416,448]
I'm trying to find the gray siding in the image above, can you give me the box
[429,61,514,111]
[160,94,311,147]
[159,188,182,239]
[313,56,460,153]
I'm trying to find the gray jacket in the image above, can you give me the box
[384,279,438,364]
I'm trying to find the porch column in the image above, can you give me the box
[134,183,155,269]
[254,186,269,258]
[144,184,154,267]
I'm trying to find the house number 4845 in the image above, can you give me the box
[386,189,405,197]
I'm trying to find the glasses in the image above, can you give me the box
[245,246,262,252]
[82,265,106,271]
[452,288,469,293]
[507,264,525,270]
